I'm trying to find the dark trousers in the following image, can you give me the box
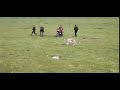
[75,31,77,37]
[31,30,37,35]
[40,31,44,37]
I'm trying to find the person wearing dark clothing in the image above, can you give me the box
[74,25,79,37]
[31,25,37,35]
[40,26,44,37]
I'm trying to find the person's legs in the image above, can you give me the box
[40,31,43,37]
[42,31,43,37]
[75,31,77,37]
[31,31,34,35]
[33,31,35,34]
[43,32,44,35]
[57,31,59,36]
[34,30,37,35]
[59,32,61,37]
[40,31,41,36]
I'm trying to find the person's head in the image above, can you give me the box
[75,25,76,26]
[33,25,35,27]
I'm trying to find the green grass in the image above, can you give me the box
[0,17,119,73]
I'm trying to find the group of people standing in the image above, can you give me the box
[31,25,79,37]
[31,25,44,37]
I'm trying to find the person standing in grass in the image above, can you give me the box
[57,25,64,36]
[31,25,37,35]
[74,25,79,37]
[40,26,44,37]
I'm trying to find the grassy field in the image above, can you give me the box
[0,17,119,73]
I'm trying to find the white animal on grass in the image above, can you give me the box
[64,38,80,46]
[52,56,59,59]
